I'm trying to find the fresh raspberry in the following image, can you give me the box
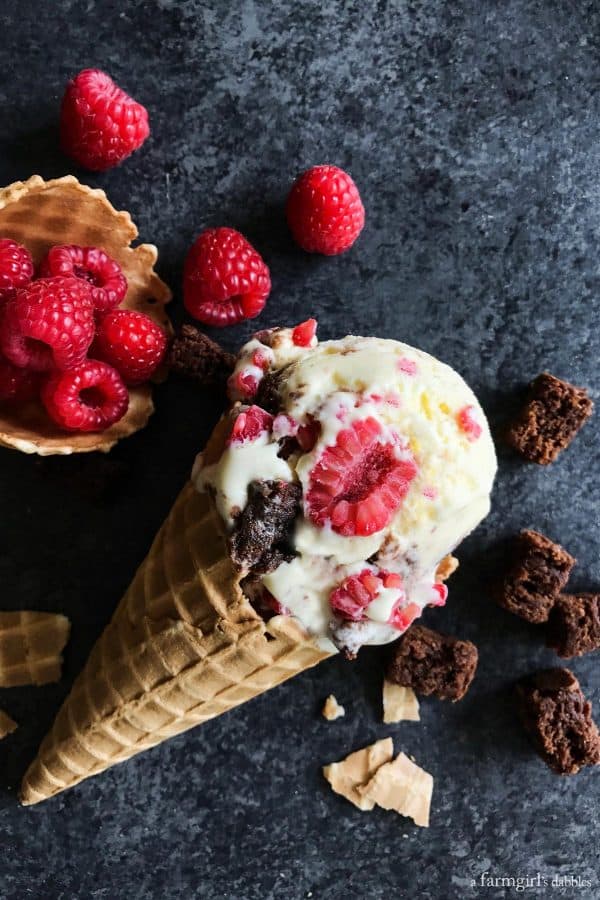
[40,245,127,315]
[93,309,167,385]
[330,569,404,621]
[0,356,40,404]
[183,228,271,326]
[286,165,365,255]
[41,360,128,432]
[457,405,482,442]
[306,416,417,536]
[227,405,273,446]
[0,277,94,372]
[60,68,150,171]
[292,318,318,347]
[0,239,34,302]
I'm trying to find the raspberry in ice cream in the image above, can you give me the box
[194,322,497,656]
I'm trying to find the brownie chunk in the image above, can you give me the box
[168,325,235,386]
[230,480,301,574]
[387,624,478,701]
[496,530,575,624]
[546,593,600,658]
[516,668,600,774]
[255,370,285,415]
[506,372,593,465]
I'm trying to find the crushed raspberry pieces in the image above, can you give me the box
[330,569,382,621]
[252,348,271,370]
[254,588,290,618]
[272,414,299,439]
[457,405,482,442]
[429,583,448,607]
[422,486,438,500]
[297,417,321,452]
[306,417,417,536]
[389,601,421,632]
[330,569,404,622]
[227,405,273,446]
[263,590,290,616]
[227,369,260,401]
[292,318,318,347]
[397,357,417,376]
[364,391,402,408]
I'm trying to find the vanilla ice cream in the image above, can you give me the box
[194,321,497,656]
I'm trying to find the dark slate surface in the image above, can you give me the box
[1,1,599,897]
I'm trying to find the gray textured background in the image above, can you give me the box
[1,1,600,898]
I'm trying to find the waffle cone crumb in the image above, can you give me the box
[323,738,393,811]
[435,554,459,582]
[358,752,433,826]
[0,611,70,687]
[322,694,346,721]
[383,680,420,723]
[0,708,17,739]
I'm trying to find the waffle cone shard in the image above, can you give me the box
[0,611,70,687]
[0,175,172,455]
[21,483,332,805]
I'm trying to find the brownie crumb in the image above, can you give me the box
[496,530,575,624]
[255,370,285,414]
[546,593,600,658]
[516,668,600,774]
[506,372,593,465]
[230,480,301,574]
[387,624,478,702]
[168,325,235,386]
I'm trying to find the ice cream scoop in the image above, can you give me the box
[195,322,497,656]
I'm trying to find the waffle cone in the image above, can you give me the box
[0,175,172,455]
[21,483,332,805]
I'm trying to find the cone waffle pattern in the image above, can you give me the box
[0,611,70,687]
[21,484,331,804]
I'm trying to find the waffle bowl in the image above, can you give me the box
[0,175,172,455]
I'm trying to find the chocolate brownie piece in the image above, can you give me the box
[546,593,600,657]
[255,369,285,414]
[168,325,235,386]
[516,668,600,774]
[496,530,575,624]
[230,480,301,574]
[387,624,478,701]
[506,372,593,465]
